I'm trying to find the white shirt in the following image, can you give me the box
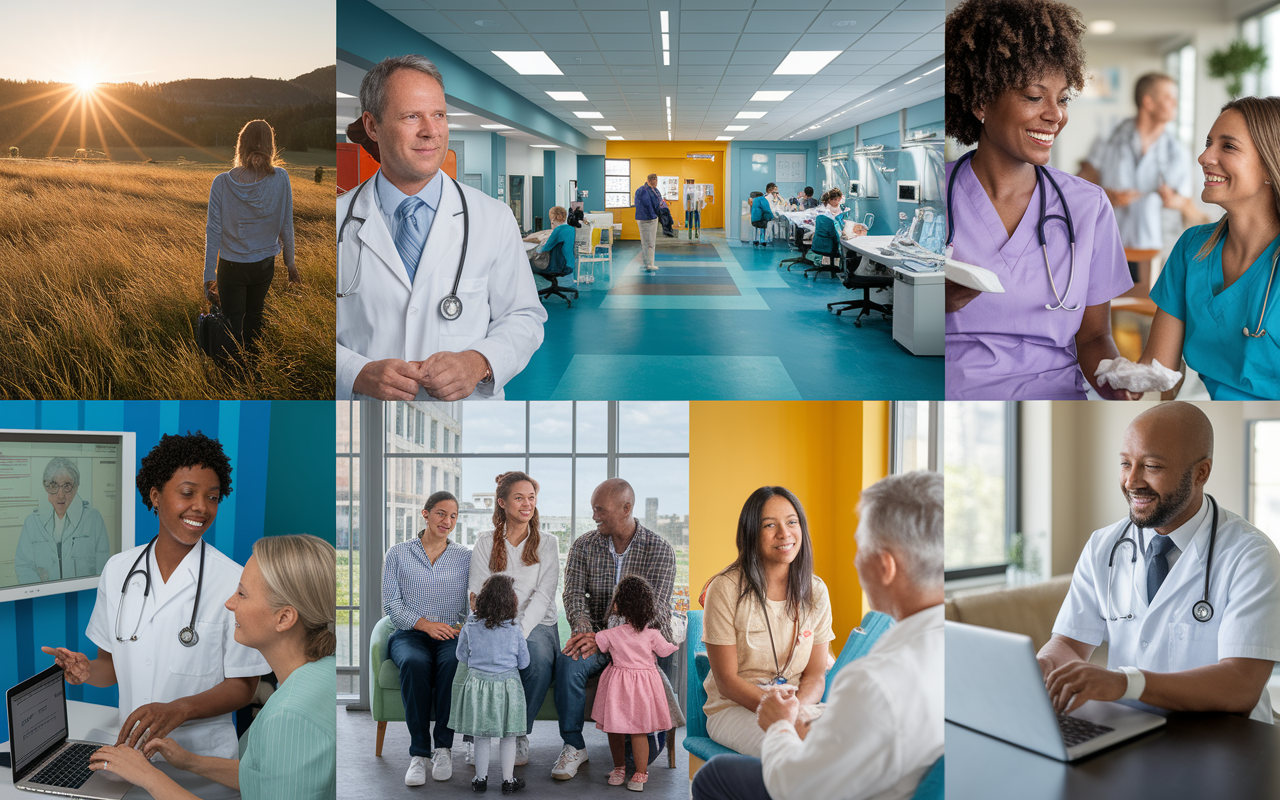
[1053,498,1280,722]
[1087,118,1193,250]
[86,539,270,758]
[467,530,561,639]
[761,605,944,800]
[336,172,548,400]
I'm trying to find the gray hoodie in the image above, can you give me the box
[204,167,296,281]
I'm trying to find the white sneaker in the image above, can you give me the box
[465,740,474,766]
[515,735,530,766]
[431,748,452,781]
[551,744,587,780]
[405,756,428,786]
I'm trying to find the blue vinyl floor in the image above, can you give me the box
[505,230,942,400]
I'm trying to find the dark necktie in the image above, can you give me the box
[1146,534,1176,603]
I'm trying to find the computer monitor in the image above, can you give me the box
[0,429,135,603]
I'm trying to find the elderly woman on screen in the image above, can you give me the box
[16,457,110,584]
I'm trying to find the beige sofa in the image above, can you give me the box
[945,574,1107,666]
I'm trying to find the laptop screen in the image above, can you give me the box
[7,666,68,778]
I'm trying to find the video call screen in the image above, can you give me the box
[0,432,125,590]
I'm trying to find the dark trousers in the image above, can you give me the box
[388,629,459,756]
[692,754,773,800]
[216,255,274,355]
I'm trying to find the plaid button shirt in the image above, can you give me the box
[382,537,471,629]
[563,520,677,644]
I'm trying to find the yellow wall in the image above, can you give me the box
[605,141,726,240]
[689,402,890,643]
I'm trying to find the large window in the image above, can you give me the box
[1244,6,1280,98]
[1163,43,1196,155]
[943,402,1017,580]
[338,401,690,704]
[892,401,939,473]
[336,403,361,696]
[1250,419,1280,548]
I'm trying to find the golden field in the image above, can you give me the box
[0,157,335,399]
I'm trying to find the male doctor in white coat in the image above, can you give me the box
[337,54,546,401]
[1038,402,1280,722]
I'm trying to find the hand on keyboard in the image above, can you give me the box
[1044,661,1127,714]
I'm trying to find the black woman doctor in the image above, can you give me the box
[43,432,268,759]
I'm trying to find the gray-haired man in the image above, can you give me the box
[634,173,662,272]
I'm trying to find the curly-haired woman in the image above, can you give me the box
[467,471,561,768]
[42,432,269,762]
[945,0,1135,400]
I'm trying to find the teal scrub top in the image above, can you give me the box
[811,212,847,256]
[538,223,577,271]
[751,195,774,223]
[1150,223,1280,400]
[239,656,337,800]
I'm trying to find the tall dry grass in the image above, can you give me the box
[0,159,335,399]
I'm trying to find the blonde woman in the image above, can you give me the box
[204,119,300,358]
[1137,97,1280,399]
[88,535,337,800]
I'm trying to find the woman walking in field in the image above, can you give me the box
[204,119,299,359]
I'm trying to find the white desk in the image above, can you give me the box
[840,235,909,269]
[839,236,944,356]
[1,701,240,800]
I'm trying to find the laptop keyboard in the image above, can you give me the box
[1057,714,1115,748]
[29,742,99,789]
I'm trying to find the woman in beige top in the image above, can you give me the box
[700,486,835,756]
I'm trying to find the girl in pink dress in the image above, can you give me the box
[590,575,678,792]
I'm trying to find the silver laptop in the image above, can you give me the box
[7,664,131,799]
[945,621,1166,761]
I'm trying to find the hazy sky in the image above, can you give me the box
[3,0,332,84]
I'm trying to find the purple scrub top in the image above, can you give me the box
[945,158,1132,400]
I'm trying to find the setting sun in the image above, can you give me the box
[73,75,98,93]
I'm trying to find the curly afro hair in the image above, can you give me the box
[136,431,233,511]
[611,574,658,632]
[475,574,518,629]
[946,0,1087,146]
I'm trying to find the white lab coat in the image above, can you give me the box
[15,498,110,583]
[86,540,270,758]
[1053,501,1280,722]
[336,172,547,400]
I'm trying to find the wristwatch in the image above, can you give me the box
[477,355,494,385]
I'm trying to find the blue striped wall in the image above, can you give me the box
[0,401,336,733]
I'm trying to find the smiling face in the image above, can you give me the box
[497,481,536,527]
[591,486,632,537]
[978,71,1071,167]
[45,472,77,518]
[758,495,802,568]
[149,465,221,547]
[1199,109,1273,210]
[226,555,277,649]
[422,499,458,538]
[1119,420,1204,531]
[364,68,449,192]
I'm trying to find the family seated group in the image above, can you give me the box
[380,474,680,794]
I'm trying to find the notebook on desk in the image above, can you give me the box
[7,665,131,799]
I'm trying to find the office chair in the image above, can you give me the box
[779,223,812,271]
[805,247,842,280]
[828,253,892,326]
[534,245,578,307]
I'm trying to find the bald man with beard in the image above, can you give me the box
[1037,402,1280,722]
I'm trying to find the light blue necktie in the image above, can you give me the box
[394,196,427,282]
[1146,534,1176,603]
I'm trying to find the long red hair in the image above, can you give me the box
[490,471,541,572]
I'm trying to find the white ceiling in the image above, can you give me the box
[340,0,944,144]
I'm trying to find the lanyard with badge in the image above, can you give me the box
[761,602,800,686]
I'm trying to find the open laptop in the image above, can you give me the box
[946,621,1166,761]
[7,664,131,799]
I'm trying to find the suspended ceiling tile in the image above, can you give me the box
[532,33,597,49]
[593,33,656,50]
[744,9,820,33]
[679,10,751,31]
[735,33,801,50]
[508,9,589,32]
[867,10,945,33]
[678,33,741,50]
[581,9,652,32]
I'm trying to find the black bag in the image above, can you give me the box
[197,305,237,363]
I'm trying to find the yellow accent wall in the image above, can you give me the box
[689,402,890,644]
[605,141,727,240]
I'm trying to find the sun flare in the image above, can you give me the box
[73,75,98,94]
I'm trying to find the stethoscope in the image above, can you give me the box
[115,536,206,647]
[337,172,471,322]
[946,149,1080,311]
[1105,494,1218,624]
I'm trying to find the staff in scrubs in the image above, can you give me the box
[944,0,1134,400]
[751,184,776,247]
[87,535,338,800]
[42,432,268,759]
[1136,97,1280,400]
[1038,403,1280,721]
[809,190,848,264]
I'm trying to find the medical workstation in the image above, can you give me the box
[942,400,1280,799]
[336,0,945,401]
[0,402,337,800]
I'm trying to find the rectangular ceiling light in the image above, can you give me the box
[715,136,734,141]
[592,125,617,131]
[904,77,921,85]
[661,10,669,33]
[735,111,767,119]
[531,144,560,148]
[607,135,625,140]
[573,111,605,119]
[481,124,511,129]
[448,123,466,128]
[492,51,563,75]
[749,90,793,102]
[773,51,841,75]
[924,65,943,76]
[725,125,748,131]
[666,96,671,107]
[662,34,670,50]
[546,91,589,101]
[663,51,670,66]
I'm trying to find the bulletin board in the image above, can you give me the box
[776,153,806,184]
[658,175,681,201]
[606,158,632,208]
